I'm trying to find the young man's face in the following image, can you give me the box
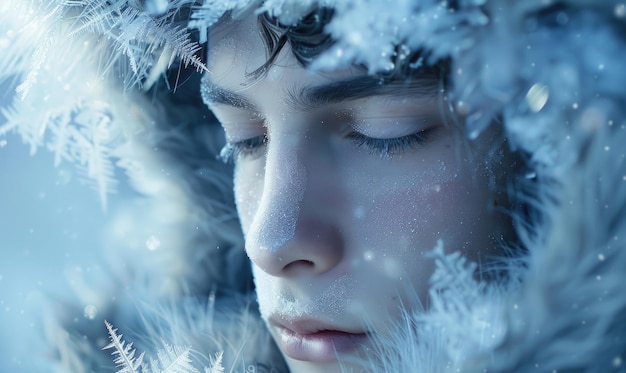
[205,12,515,373]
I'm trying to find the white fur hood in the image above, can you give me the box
[1,1,626,372]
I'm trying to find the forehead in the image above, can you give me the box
[207,13,289,84]
[207,15,356,105]
[204,12,441,112]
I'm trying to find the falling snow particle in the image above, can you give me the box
[347,31,363,45]
[146,235,161,251]
[526,83,549,112]
[598,253,605,261]
[615,4,626,18]
[353,206,365,219]
[613,357,623,367]
[572,102,579,110]
[0,140,7,147]
[84,305,97,320]
[456,101,469,115]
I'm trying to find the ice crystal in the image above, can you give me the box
[2,97,121,209]
[188,0,259,43]
[364,240,507,372]
[104,321,224,373]
[257,0,321,25]
[104,320,146,373]
[145,0,169,16]
[148,342,199,373]
[425,241,505,360]
[205,351,224,373]
[1,0,206,208]
[69,0,206,88]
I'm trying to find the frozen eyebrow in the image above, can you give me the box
[201,79,257,110]
[287,75,440,112]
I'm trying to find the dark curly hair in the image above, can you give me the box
[250,7,447,85]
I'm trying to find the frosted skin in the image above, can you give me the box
[244,143,307,260]
[206,13,514,373]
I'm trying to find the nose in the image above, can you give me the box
[244,137,344,277]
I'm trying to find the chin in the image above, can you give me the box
[284,355,370,373]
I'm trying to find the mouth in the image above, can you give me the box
[269,317,369,363]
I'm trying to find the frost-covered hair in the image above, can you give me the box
[250,7,447,85]
[207,5,529,277]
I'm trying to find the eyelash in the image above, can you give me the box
[346,129,435,158]
[219,129,434,163]
[220,135,268,163]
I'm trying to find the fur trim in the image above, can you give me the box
[2,1,626,372]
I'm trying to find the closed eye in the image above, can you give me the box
[346,127,437,158]
[220,134,268,163]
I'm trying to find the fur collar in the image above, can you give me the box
[1,1,625,372]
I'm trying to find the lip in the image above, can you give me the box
[269,317,369,363]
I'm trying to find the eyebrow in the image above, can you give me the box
[201,82,258,110]
[202,74,440,112]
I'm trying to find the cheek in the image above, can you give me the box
[340,153,499,301]
[233,160,264,233]
[252,265,275,320]
[352,172,494,249]
[346,180,466,277]
[342,156,459,248]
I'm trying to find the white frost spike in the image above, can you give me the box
[189,0,260,43]
[259,0,319,25]
[205,351,224,373]
[71,1,206,87]
[15,35,51,101]
[104,321,219,373]
[103,320,146,373]
[425,241,504,365]
[149,342,200,373]
[146,0,169,16]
